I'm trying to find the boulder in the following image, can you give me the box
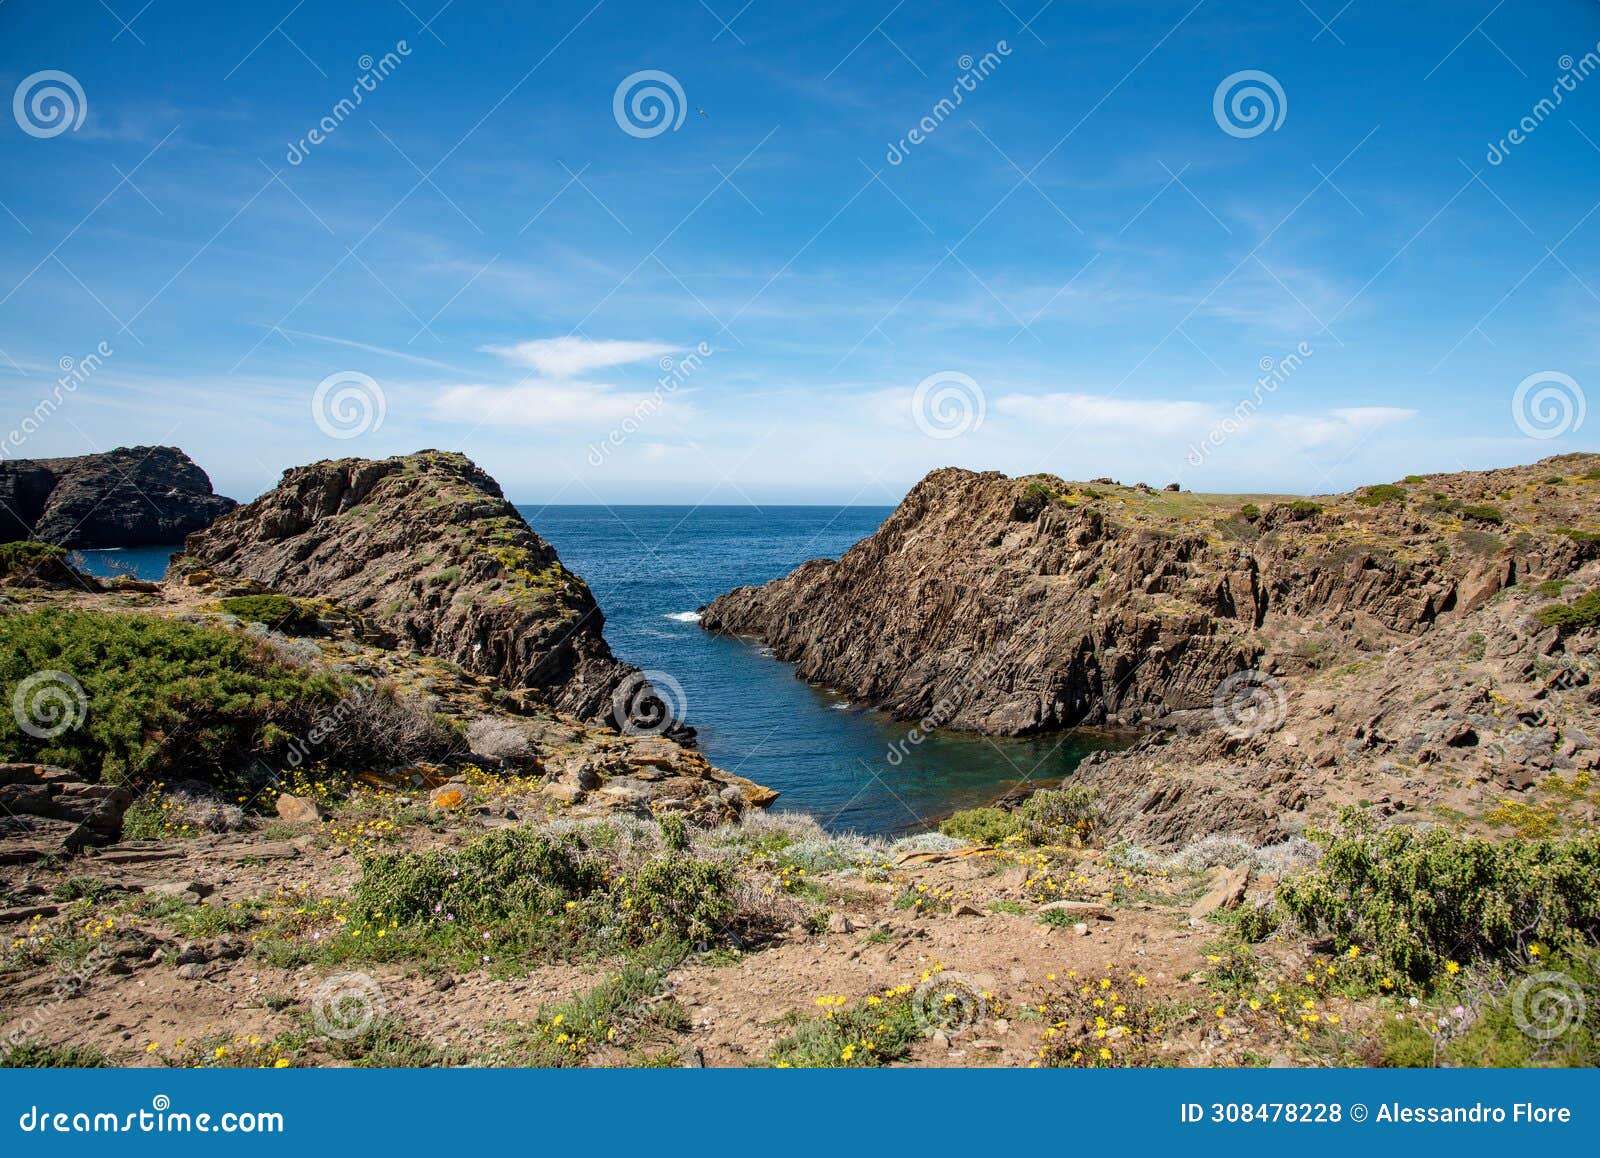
[1188,862,1252,920]
[274,793,327,824]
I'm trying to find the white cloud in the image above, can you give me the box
[429,381,689,430]
[481,337,678,377]
[992,392,1214,437]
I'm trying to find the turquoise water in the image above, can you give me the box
[76,509,1111,836]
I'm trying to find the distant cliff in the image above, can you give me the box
[179,450,684,735]
[0,446,236,549]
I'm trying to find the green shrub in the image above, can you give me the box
[215,594,322,634]
[353,826,737,947]
[1402,474,1428,484]
[0,541,70,580]
[1355,484,1406,506]
[1286,500,1322,519]
[1460,504,1504,525]
[0,608,344,782]
[1020,785,1099,846]
[1535,589,1600,632]
[659,813,690,853]
[939,807,1022,845]
[1239,503,1260,520]
[354,827,607,925]
[621,855,736,944]
[1277,813,1600,981]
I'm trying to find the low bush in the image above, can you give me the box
[1535,589,1600,632]
[353,825,738,947]
[354,827,607,926]
[1460,504,1505,525]
[215,594,321,634]
[1277,812,1600,981]
[0,1043,111,1067]
[620,854,735,944]
[0,608,344,782]
[1020,785,1099,846]
[939,807,1022,845]
[0,541,72,581]
[1355,484,1406,506]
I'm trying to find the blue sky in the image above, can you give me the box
[0,0,1597,504]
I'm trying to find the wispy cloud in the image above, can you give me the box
[268,327,476,375]
[429,380,691,429]
[481,337,678,377]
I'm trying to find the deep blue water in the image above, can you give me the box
[76,510,1111,836]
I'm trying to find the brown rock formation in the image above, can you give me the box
[0,446,235,549]
[706,454,1600,846]
[178,450,676,734]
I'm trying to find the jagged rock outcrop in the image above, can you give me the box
[0,446,236,548]
[707,454,1600,847]
[177,450,678,734]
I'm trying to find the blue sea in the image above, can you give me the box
[76,508,1111,836]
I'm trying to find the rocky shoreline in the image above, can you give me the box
[706,455,1600,847]
[2,446,1598,1071]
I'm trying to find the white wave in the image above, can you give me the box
[663,611,702,623]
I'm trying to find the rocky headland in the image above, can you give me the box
[179,450,675,734]
[0,446,236,549]
[706,455,1600,848]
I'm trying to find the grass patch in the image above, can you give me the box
[0,1043,111,1067]
[769,983,937,1067]
[498,940,689,1066]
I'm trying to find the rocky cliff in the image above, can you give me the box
[0,446,235,548]
[706,454,1600,846]
[178,450,676,734]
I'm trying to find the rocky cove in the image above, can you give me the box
[1,445,1598,1069]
